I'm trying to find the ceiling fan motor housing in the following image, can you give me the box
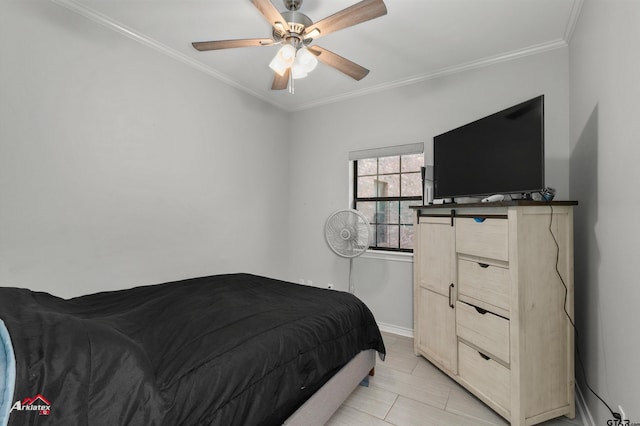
[277,10,313,38]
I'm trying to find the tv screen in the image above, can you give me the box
[433,95,544,199]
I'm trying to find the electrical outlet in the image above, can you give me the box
[618,405,627,422]
[327,283,334,289]
[307,280,313,286]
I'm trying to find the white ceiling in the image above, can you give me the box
[53,0,582,111]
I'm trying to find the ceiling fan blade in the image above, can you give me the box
[308,46,370,81]
[303,0,387,40]
[251,0,290,33]
[271,68,291,90]
[192,38,275,51]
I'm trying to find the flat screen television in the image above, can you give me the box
[433,95,545,200]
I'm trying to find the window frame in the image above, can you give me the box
[351,152,424,253]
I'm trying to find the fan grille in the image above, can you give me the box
[325,209,371,258]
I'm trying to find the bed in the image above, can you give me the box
[0,273,385,425]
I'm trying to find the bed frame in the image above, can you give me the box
[284,349,376,425]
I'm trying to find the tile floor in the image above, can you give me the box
[327,331,585,426]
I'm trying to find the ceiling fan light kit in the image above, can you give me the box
[292,47,318,78]
[269,44,296,75]
[192,0,387,93]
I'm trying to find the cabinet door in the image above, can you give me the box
[414,216,457,373]
[417,217,455,296]
[417,287,458,373]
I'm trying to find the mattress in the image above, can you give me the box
[0,273,385,425]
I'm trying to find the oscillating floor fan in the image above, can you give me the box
[324,209,372,294]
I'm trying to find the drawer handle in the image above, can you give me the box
[449,283,454,309]
[474,306,488,315]
[478,263,490,269]
[479,352,491,361]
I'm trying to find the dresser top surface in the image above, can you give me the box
[411,200,578,210]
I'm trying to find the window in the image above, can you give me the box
[350,144,424,252]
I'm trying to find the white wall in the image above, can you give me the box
[0,1,574,339]
[287,48,571,331]
[4,1,635,419]
[0,1,291,298]
[569,0,640,422]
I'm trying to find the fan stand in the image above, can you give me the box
[348,258,355,294]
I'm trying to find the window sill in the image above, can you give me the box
[360,250,414,263]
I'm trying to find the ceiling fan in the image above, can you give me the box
[192,0,387,92]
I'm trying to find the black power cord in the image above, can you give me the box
[546,202,622,422]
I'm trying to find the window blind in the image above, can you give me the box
[348,142,424,161]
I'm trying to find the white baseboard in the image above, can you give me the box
[575,384,596,426]
[377,322,413,338]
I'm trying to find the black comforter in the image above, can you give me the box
[0,273,385,425]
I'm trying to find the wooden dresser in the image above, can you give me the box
[412,201,577,426]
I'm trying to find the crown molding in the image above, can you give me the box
[296,39,568,111]
[50,0,291,111]
[50,0,576,114]
[564,0,585,43]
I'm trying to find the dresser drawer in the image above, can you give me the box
[458,258,510,315]
[456,301,510,364]
[455,217,509,261]
[458,341,511,413]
